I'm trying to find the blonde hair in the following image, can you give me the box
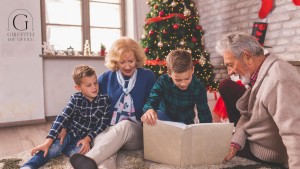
[105,37,146,71]
[166,49,193,74]
[72,65,96,86]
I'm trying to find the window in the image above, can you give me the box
[41,0,124,53]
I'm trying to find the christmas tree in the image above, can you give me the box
[140,0,219,91]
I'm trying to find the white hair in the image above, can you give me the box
[215,32,264,61]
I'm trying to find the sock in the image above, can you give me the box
[293,0,300,5]
[258,0,273,19]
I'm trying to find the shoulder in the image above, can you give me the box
[137,68,155,78]
[99,93,111,102]
[98,70,115,80]
[156,74,170,85]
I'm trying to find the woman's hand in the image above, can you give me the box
[57,128,67,145]
[77,136,91,155]
[223,146,238,163]
[141,109,158,126]
[30,138,53,157]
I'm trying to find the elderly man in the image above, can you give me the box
[215,32,300,168]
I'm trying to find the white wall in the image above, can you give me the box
[0,0,44,123]
[197,0,300,65]
[125,0,150,42]
[43,58,108,116]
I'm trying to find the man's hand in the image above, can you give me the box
[77,136,91,155]
[30,138,53,157]
[57,128,67,145]
[223,146,238,164]
[141,109,158,126]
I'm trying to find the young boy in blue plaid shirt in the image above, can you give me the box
[21,65,111,169]
[142,49,212,125]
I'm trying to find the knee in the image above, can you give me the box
[117,120,134,130]
[219,79,232,93]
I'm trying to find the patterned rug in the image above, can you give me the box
[0,149,287,169]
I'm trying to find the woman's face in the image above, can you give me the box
[117,51,137,77]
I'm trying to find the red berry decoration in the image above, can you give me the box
[149,30,154,36]
[173,24,179,30]
[154,5,158,9]
[192,37,197,43]
[159,11,164,17]
[163,30,167,34]
[144,47,149,53]
[196,25,202,30]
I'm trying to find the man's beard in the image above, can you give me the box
[240,65,251,85]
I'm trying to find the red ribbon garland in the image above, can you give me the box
[146,59,200,66]
[145,13,195,25]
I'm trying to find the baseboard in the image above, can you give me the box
[0,118,46,128]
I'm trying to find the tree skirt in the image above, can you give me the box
[0,149,287,169]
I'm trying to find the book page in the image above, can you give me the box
[156,120,188,129]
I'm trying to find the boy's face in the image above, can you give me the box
[168,67,194,90]
[75,74,99,101]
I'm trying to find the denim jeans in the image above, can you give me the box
[21,133,86,169]
[156,110,185,124]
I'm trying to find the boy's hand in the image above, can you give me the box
[77,136,91,155]
[31,138,53,157]
[57,128,67,145]
[223,146,238,164]
[141,109,158,126]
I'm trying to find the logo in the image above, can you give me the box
[7,9,34,42]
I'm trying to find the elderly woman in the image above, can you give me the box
[65,37,156,169]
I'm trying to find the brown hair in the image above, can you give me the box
[72,65,96,86]
[166,49,193,74]
[105,37,146,71]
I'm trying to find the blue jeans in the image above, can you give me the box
[21,133,86,169]
[156,110,185,124]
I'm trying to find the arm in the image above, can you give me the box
[47,95,76,140]
[196,84,212,123]
[142,76,165,125]
[267,80,300,168]
[142,76,165,113]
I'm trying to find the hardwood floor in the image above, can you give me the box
[0,99,218,159]
[0,121,53,159]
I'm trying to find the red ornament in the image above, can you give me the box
[154,5,158,9]
[163,30,167,34]
[149,30,154,36]
[173,24,179,30]
[159,11,164,17]
[145,18,147,21]
[156,58,160,61]
[202,45,205,49]
[144,48,149,53]
[258,0,273,19]
[192,37,197,43]
[196,25,202,30]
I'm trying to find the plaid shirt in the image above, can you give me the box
[143,74,212,124]
[232,53,269,150]
[47,92,111,141]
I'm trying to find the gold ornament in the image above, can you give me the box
[146,1,150,5]
[183,8,191,17]
[179,40,185,46]
[201,35,205,45]
[141,34,146,40]
[190,2,195,7]
[199,56,206,67]
[171,1,177,7]
[158,41,164,48]
[187,48,192,53]
[159,67,163,74]
[182,2,191,17]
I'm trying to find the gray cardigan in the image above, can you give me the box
[231,53,300,168]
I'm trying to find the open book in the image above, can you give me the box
[143,120,234,167]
